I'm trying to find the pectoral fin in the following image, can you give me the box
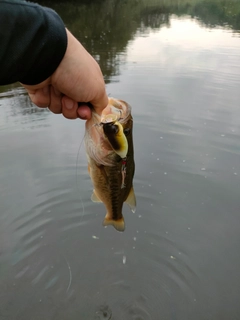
[91,190,102,203]
[125,187,136,213]
[103,215,125,232]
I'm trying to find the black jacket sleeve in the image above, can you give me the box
[0,0,67,85]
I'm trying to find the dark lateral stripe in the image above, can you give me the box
[108,168,122,219]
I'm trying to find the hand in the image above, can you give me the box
[21,29,108,120]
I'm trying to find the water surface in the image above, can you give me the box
[1,0,240,319]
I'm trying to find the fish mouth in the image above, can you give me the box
[89,98,131,125]
[100,98,131,124]
[85,98,132,166]
[100,113,118,124]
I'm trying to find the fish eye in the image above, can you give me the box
[123,128,130,136]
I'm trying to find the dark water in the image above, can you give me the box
[1,0,240,319]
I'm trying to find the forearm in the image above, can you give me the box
[0,0,67,85]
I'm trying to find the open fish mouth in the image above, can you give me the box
[100,98,131,124]
[100,113,118,124]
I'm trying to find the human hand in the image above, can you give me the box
[21,29,108,120]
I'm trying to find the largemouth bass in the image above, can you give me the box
[84,98,136,232]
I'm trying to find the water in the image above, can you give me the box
[1,0,240,319]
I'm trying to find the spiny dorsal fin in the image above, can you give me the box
[125,187,136,213]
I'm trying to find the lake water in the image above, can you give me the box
[1,0,240,319]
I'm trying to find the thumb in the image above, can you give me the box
[90,91,109,115]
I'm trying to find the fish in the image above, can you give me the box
[84,97,136,232]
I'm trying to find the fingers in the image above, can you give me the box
[61,96,79,119]
[25,84,92,120]
[25,84,93,120]
[77,104,92,120]
[25,85,62,114]
[27,86,50,108]
[48,87,62,114]
[60,96,92,120]
[61,97,92,120]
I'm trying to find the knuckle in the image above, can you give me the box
[29,94,49,108]
[62,111,77,120]
[48,105,62,114]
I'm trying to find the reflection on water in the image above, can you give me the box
[0,87,49,132]
[39,0,240,83]
[1,0,240,319]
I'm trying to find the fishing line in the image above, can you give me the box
[75,133,85,220]
[75,134,85,190]
[63,254,72,293]
[60,252,72,294]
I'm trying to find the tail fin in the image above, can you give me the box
[103,215,125,232]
